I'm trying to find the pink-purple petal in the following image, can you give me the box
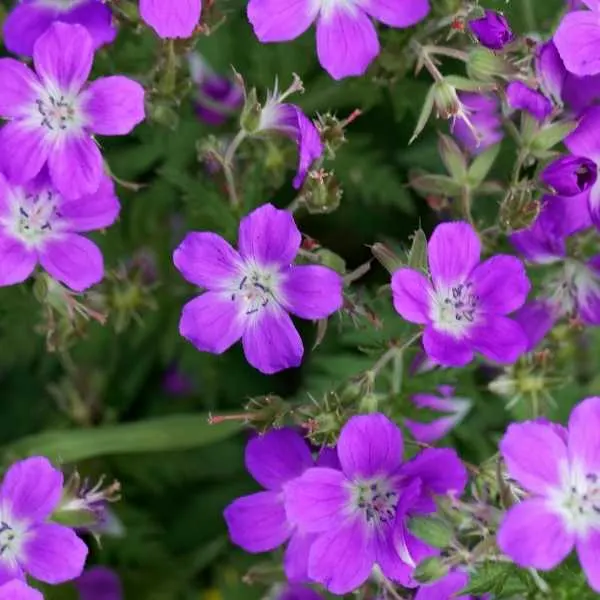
[0,60,39,119]
[284,531,315,583]
[308,518,375,594]
[83,76,146,136]
[414,570,470,600]
[316,7,380,80]
[375,529,416,585]
[242,308,303,374]
[0,580,42,600]
[338,413,403,479]
[179,293,245,354]
[0,122,50,184]
[282,265,343,320]
[391,268,432,324]
[223,491,291,553]
[497,499,574,569]
[61,1,117,49]
[39,234,104,291]
[0,234,37,287]
[2,4,57,57]
[247,0,318,42]
[555,11,600,77]
[292,107,324,189]
[0,457,63,522]
[467,315,527,364]
[33,22,94,94]
[245,428,312,491]
[428,222,481,288]
[405,415,459,444]
[363,0,430,27]
[74,566,123,600]
[139,0,201,39]
[423,327,474,367]
[238,204,301,267]
[577,530,600,592]
[173,232,242,289]
[566,106,600,160]
[500,421,568,494]
[22,523,88,584]
[567,396,600,475]
[284,468,349,533]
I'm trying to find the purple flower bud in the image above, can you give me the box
[541,155,598,196]
[506,81,553,121]
[469,10,514,50]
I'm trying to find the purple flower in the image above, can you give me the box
[0,580,42,600]
[139,0,201,39]
[0,22,145,200]
[188,53,243,126]
[247,0,430,80]
[506,82,553,121]
[452,93,504,156]
[0,457,88,585]
[566,106,600,226]
[75,567,122,600]
[555,2,600,76]
[173,203,343,374]
[414,570,473,600]
[277,584,322,600]
[392,222,530,367]
[0,170,119,291]
[3,0,116,58]
[498,396,600,592]
[405,385,472,444]
[469,10,514,51]
[541,156,598,196]
[512,300,556,352]
[224,428,333,582]
[284,413,467,594]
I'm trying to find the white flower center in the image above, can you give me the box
[231,264,281,316]
[35,89,82,135]
[316,0,362,19]
[0,512,27,569]
[350,478,398,528]
[430,281,479,336]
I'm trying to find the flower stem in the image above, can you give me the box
[222,130,247,208]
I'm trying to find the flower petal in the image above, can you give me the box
[223,491,291,553]
[2,3,57,57]
[39,234,103,292]
[282,265,343,320]
[316,7,380,80]
[0,580,42,600]
[471,255,530,315]
[242,307,303,374]
[554,11,600,77]
[0,60,39,118]
[74,566,123,600]
[61,1,117,49]
[391,268,432,324]
[392,524,438,586]
[512,300,556,352]
[173,232,242,289]
[404,416,460,445]
[22,523,88,584]
[33,22,93,94]
[284,467,349,533]
[308,518,375,594]
[0,234,37,287]
[497,499,574,569]
[83,76,146,136]
[428,222,481,288]
[500,421,567,494]
[284,531,315,583]
[238,204,301,267]
[566,105,600,161]
[467,315,527,364]
[338,413,403,479]
[577,530,600,592]
[291,106,324,189]
[423,327,473,367]
[567,396,600,476]
[246,428,313,491]
[247,0,318,42]
[0,457,63,522]
[0,122,50,184]
[179,292,245,354]
[363,0,430,27]
[139,0,202,39]
[414,571,470,600]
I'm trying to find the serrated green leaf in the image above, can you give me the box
[468,143,501,188]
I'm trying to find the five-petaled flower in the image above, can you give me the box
[174,203,343,374]
[0,22,145,200]
[391,221,531,367]
[498,397,600,592]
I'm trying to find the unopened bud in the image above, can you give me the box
[413,557,449,584]
[303,170,342,214]
[433,80,461,119]
[315,248,346,274]
[467,48,516,82]
[148,102,179,129]
[409,516,454,549]
[371,243,404,274]
[499,188,540,233]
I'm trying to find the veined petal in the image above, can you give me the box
[3,3,57,58]
[565,105,600,161]
[173,232,242,289]
[83,76,146,136]
[0,580,42,600]
[223,491,291,553]
[0,60,39,119]
[140,0,201,39]
[467,315,527,364]
[0,234,37,287]
[245,428,312,491]
[284,532,315,583]
[498,499,574,569]
[292,106,324,189]
[391,268,432,324]
[338,413,403,479]
[284,468,349,533]
[375,529,416,585]
[500,421,567,494]
[282,265,343,320]
[33,22,93,94]
[0,457,63,522]
[0,122,50,185]
[242,306,303,374]
[61,1,117,49]
[247,0,318,42]
[363,0,430,27]
[423,327,473,367]
[414,571,470,600]
[567,397,600,477]
[179,292,245,355]
[22,523,88,584]
[577,530,600,592]
[554,11,600,77]
[316,6,380,80]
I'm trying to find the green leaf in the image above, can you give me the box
[459,562,513,595]
[468,143,501,188]
[407,229,428,274]
[410,173,463,197]
[530,120,578,152]
[409,84,436,144]
[438,134,467,181]
[5,414,242,463]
